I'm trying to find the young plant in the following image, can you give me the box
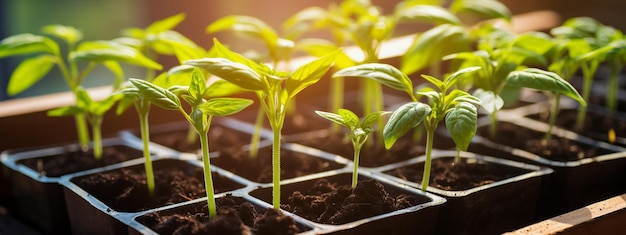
[185,38,339,209]
[207,14,294,159]
[130,68,253,218]
[315,109,389,189]
[444,28,554,138]
[398,0,512,77]
[115,14,213,195]
[1,24,162,152]
[335,63,482,191]
[47,87,121,160]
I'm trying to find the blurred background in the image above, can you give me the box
[1,0,625,101]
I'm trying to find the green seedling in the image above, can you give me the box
[315,109,389,189]
[398,0,511,77]
[130,68,253,218]
[47,87,121,161]
[334,63,482,190]
[1,24,161,152]
[444,27,555,138]
[114,14,214,195]
[120,13,210,146]
[185,38,338,209]
[207,14,295,159]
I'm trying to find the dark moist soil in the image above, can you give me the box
[19,145,141,177]
[213,146,344,183]
[72,159,243,212]
[137,194,303,235]
[281,179,428,225]
[386,157,529,191]
[527,109,626,146]
[478,121,614,162]
[149,124,251,154]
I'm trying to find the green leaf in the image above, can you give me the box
[130,78,181,110]
[211,38,264,72]
[184,57,266,91]
[47,106,84,117]
[451,0,511,21]
[7,54,56,96]
[0,34,59,58]
[396,5,461,25]
[506,68,587,106]
[315,110,347,127]
[333,63,413,95]
[73,40,162,70]
[189,68,206,103]
[204,78,247,98]
[472,88,503,113]
[338,109,360,129]
[207,15,278,49]
[361,111,390,129]
[444,66,481,90]
[41,24,82,45]
[295,39,355,69]
[286,50,339,99]
[420,74,444,88]
[384,102,432,149]
[199,97,253,116]
[90,94,122,116]
[445,101,477,151]
[146,13,186,34]
[401,24,470,75]
[282,6,328,39]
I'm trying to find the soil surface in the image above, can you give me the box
[149,124,251,154]
[137,194,303,235]
[528,109,626,146]
[213,146,344,183]
[281,178,429,225]
[19,145,141,177]
[386,157,529,191]
[478,121,614,162]
[72,159,243,212]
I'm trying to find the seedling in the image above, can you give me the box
[206,14,294,159]
[335,63,482,191]
[185,38,338,209]
[398,0,511,77]
[130,68,253,218]
[315,109,389,189]
[47,87,121,161]
[444,28,554,138]
[115,14,210,195]
[1,24,161,152]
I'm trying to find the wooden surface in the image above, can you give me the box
[505,194,626,234]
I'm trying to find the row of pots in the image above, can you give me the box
[2,89,626,235]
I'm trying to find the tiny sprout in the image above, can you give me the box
[315,109,389,189]
[130,68,253,218]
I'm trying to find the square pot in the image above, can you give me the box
[377,150,552,235]
[127,193,316,235]
[471,106,626,219]
[59,157,247,235]
[248,169,446,235]
[0,137,145,235]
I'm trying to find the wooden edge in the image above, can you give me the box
[0,10,561,118]
[504,194,626,234]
